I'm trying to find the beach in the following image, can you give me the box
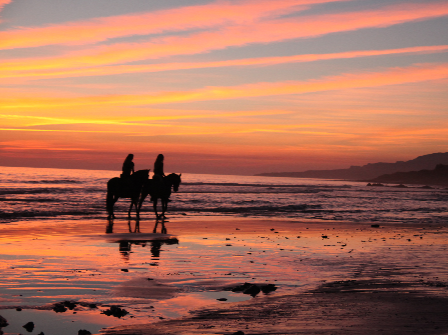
[1,217,448,334]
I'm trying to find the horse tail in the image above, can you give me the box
[106,178,118,217]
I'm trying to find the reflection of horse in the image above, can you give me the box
[138,173,182,219]
[105,219,178,260]
[106,170,149,219]
[153,219,167,234]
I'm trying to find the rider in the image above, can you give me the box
[152,154,169,202]
[121,154,135,178]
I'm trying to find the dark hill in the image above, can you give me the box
[369,164,448,186]
[255,152,448,180]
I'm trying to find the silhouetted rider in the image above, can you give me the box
[152,154,167,201]
[121,154,135,178]
[153,154,165,178]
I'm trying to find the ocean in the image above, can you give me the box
[2,165,448,334]
[1,166,448,224]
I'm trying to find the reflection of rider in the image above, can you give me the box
[121,154,135,178]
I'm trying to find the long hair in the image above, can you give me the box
[155,154,164,163]
[124,153,134,163]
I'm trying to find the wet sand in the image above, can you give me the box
[1,218,448,334]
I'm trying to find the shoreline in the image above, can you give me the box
[1,218,448,334]
[103,281,448,335]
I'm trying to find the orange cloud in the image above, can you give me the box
[2,45,447,80]
[2,62,447,109]
[2,2,448,73]
[0,0,11,22]
[0,0,11,10]
[0,0,348,50]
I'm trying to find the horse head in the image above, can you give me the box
[167,173,182,192]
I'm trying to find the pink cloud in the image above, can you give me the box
[0,0,349,50]
[2,1,447,73]
[0,0,11,18]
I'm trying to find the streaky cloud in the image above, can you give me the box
[0,0,349,50]
[1,1,447,74]
[2,62,448,109]
[2,45,447,81]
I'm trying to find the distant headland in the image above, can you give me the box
[255,152,448,186]
[368,164,448,187]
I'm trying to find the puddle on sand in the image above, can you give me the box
[1,218,448,334]
[0,308,116,335]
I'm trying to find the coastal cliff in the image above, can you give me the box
[368,164,448,187]
[255,152,448,181]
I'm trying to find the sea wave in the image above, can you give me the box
[1,166,448,224]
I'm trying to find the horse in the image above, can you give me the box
[138,173,182,219]
[106,169,150,219]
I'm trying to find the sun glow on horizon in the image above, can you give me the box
[1,0,448,174]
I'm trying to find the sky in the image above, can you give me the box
[0,0,447,175]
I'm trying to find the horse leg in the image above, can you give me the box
[137,190,149,219]
[138,191,148,214]
[127,200,134,218]
[106,191,116,219]
[107,194,119,219]
[133,196,140,219]
[153,198,160,219]
[161,199,167,218]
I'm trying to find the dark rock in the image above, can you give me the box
[16,307,22,311]
[101,305,129,318]
[233,331,245,334]
[121,269,129,272]
[243,284,260,297]
[367,183,384,186]
[23,322,35,332]
[88,303,97,309]
[260,284,277,294]
[78,329,92,335]
[371,224,380,228]
[216,298,227,301]
[0,315,8,328]
[53,303,67,313]
[230,282,252,292]
[63,300,77,310]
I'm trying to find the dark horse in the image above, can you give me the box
[106,169,149,219]
[138,173,182,219]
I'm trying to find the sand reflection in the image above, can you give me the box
[1,219,448,335]
[104,219,179,261]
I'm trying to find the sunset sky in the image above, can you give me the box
[1,0,447,175]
